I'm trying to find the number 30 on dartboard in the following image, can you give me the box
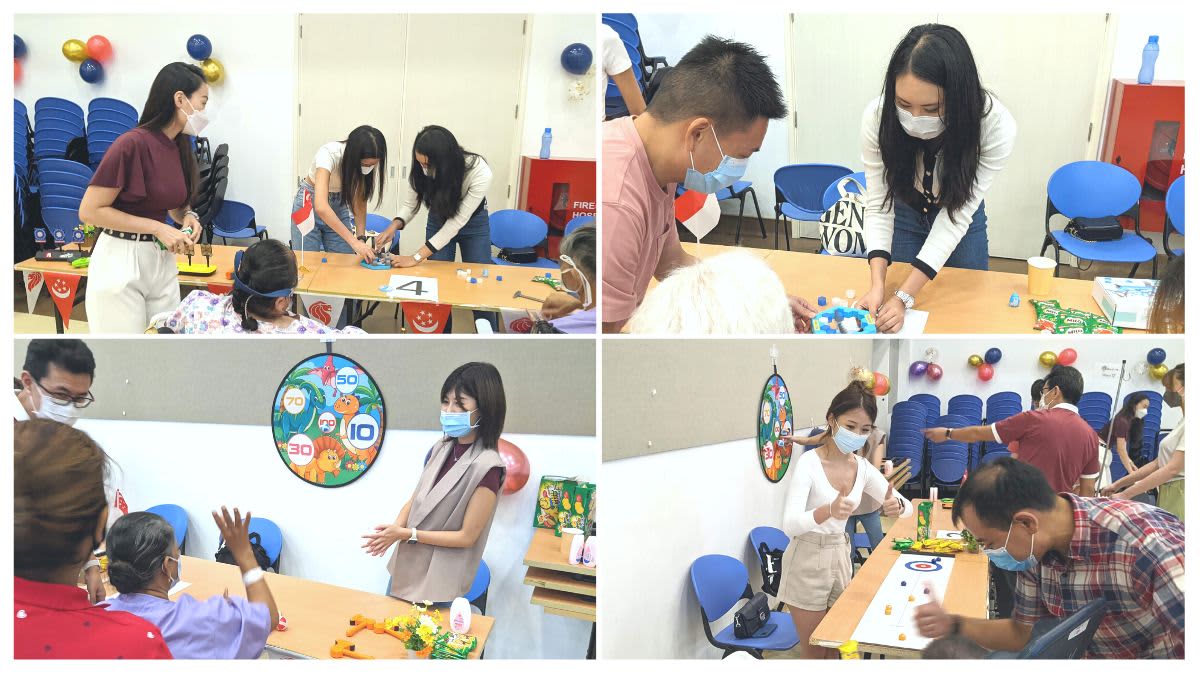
[287,433,315,466]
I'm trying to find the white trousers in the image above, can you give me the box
[85,233,181,333]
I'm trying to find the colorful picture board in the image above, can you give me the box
[757,372,794,482]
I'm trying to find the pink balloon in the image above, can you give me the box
[926,363,944,381]
[1057,348,1078,366]
[978,363,995,382]
[497,438,530,495]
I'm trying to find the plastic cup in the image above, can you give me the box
[560,528,583,555]
[1027,257,1056,296]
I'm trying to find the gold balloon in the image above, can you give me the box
[968,354,984,368]
[1150,364,1169,380]
[1039,351,1058,367]
[200,57,224,84]
[62,39,87,63]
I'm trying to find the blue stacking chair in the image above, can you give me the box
[38,184,87,203]
[1077,392,1113,434]
[689,554,799,658]
[928,414,970,492]
[37,158,93,178]
[989,599,1108,659]
[908,394,941,426]
[564,215,595,237]
[947,394,983,426]
[33,118,83,135]
[145,504,190,553]
[821,171,866,211]
[87,119,133,137]
[489,209,557,268]
[88,97,138,124]
[602,12,638,31]
[887,417,928,493]
[386,560,491,613]
[36,97,85,121]
[219,517,283,572]
[1164,175,1184,258]
[1041,161,1158,278]
[40,195,85,211]
[38,170,91,191]
[33,133,79,161]
[748,526,789,609]
[772,164,852,251]
[211,200,267,244]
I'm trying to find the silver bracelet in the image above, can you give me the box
[185,210,200,221]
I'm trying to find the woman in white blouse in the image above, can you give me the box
[777,380,913,658]
[857,24,1017,333]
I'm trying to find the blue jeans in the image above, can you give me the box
[891,200,989,271]
[426,200,496,332]
[847,511,884,558]
[290,181,356,254]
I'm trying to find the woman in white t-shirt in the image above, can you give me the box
[777,380,913,658]
[857,24,1017,333]
[1104,364,1186,521]
[601,23,645,120]
[291,126,387,263]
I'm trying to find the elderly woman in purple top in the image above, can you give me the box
[104,507,279,659]
[531,224,597,334]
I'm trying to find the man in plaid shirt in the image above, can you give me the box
[914,457,1184,658]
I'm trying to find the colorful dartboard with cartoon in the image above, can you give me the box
[272,353,386,487]
[756,371,793,483]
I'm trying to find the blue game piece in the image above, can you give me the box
[544,272,552,278]
[482,269,488,277]
[901,581,907,587]
[1008,292,1020,307]
[470,278,478,284]
[321,257,328,263]
[834,309,844,321]
[817,296,827,306]
[496,276,503,281]
[379,285,391,292]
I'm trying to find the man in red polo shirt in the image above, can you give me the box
[924,365,1100,495]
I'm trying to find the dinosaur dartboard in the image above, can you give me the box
[757,372,793,483]
[272,353,386,488]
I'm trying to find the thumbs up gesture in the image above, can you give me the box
[913,581,954,638]
[882,483,903,517]
[829,486,855,520]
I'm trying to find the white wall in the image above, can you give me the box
[520,14,597,159]
[1110,14,1186,81]
[636,14,792,218]
[78,419,596,660]
[14,14,298,241]
[893,337,1185,430]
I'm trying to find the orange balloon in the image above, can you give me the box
[497,438,530,495]
[872,372,891,396]
[86,35,113,62]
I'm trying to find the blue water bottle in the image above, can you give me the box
[539,128,552,159]
[1137,36,1159,84]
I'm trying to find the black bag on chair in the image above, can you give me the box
[1065,216,1124,242]
[757,542,784,596]
[497,246,538,264]
[733,592,771,639]
[214,532,272,570]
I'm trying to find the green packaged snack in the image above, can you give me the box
[533,476,569,530]
[916,501,932,541]
[892,538,914,551]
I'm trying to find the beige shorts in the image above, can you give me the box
[776,531,852,611]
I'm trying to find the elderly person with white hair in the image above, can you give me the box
[627,250,800,334]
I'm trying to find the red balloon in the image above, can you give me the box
[497,438,530,495]
[978,363,995,381]
[872,372,891,396]
[86,35,113,63]
[926,363,944,381]
[1057,348,1078,366]
[14,58,21,84]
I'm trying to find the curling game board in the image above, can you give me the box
[849,553,954,651]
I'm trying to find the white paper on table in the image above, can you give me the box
[935,530,963,540]
[894,309,929,335]
[387,275,439,303]
[850,553,955,651]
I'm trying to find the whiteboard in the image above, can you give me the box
[850,553,955,651]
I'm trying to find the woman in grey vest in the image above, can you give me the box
[362,363,507,603]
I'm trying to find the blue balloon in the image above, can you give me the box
[15,35,27,60]
[79,59,104,84]
[984,347,1002,365]
[1147,348,1167,366]
[186,34,213,61]
[560,42,593,75]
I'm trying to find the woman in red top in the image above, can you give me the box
[14,420,172,659]
[80,62,209,333]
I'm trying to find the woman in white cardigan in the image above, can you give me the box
[777,380,913,658]
[857,24,1017,333]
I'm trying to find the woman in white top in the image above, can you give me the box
[857,24,1017,333]
[291,126,387,263]
[777,380,913,658]
[1104,364,1185,521]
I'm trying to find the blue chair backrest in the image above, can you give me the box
[929,415,970,483]
[39,170,90,190]
[821,171,866,210]
[749,526,789,554]
[986,391,1022,410]
[365,213,391,233]
[35,118,85,135]
[145,504,189,549]
[774,164,853,212]
[41,194,83,211]
[88,119,133,136]
[213,200,256,234]
[602,13,638,31]
[38,158,93,178]
[16,99,28,118]
[947,395,983,425]
[1077,392,1113,433]
[1014,599,1107,659]
[36,97,85,119]
[1047,161,1140,219]
[490,209,548,249]
[38,183,87,201]
[248,517,282,569]
[908,394,941,423]
[465,559,491,604]
[88,97,138,120]
[564,215,595,237]
[41,206,82,232]
[1165,175,1185,235]
[690,554,749,621]
[86,130,122,144]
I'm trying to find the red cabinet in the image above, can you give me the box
[1101,79,1185,233]
[517,156,596,259]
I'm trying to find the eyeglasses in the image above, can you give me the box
[34,379,95,409]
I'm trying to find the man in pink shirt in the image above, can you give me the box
[602,36,809,333]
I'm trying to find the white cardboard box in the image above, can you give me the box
[1091,276,1158,329]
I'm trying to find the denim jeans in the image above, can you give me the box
[290,181,356,254]
[426,199,496,332]
[891,200,989,271]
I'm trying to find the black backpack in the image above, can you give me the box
[215,532,273,571]
[66,136,90,166]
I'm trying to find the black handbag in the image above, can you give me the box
[757,542,784,596]
[1065,216,1124,242]
[733,592,771,639]
[498,246,538,264]
[215,532,272,571]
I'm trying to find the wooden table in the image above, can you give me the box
[522,528,596,657]
[810,500,989,657]
[94,556,493,659]
[677,243,1144,334]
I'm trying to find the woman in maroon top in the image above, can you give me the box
[1099,393,1151,475]
[80,62,209,333]
[14,420,172,659]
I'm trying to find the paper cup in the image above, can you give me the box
[1027,257,1056,297]
[560,528,583,555]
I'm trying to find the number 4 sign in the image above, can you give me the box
[387,275,439,303]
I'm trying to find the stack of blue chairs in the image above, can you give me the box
[15,99,31,183]
[908,393,941,426]
[33,98,85,161]
[601,14,667,119]
[947,394,984,464]
[1077,392,1113,435]
[86,97,138,167]
[928,414,970,493]
[888,401,928,493]
[37,158,93,240]
[980,392,1023,464]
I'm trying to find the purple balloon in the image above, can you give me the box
[908,361,928,378]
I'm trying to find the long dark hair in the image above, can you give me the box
[107,512,176,594]
[440,362,506,450]
[138,62,206,206]
[410,126,483,221]
[878,24,989,221]
[231,239,298,332]
[1148,254,1184,333]
[339,126,387,208]
[1116,393,1149,455]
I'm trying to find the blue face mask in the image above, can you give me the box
[682,126,748,194]
[984,522,1038,572]
[440,410,479,438]
[831,422,869,454]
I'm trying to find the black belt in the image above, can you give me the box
[102,229,157,242]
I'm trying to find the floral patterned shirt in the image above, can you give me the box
[154,291,364,335]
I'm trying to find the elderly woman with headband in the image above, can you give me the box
[531,224,597,334]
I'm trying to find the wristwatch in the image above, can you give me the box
[407,528,419,544]
[945,428,953,440]
[185,210,200,222]
[950,615,963,635]
[894,289,915,309]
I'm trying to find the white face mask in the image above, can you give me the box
[560,255,592,308]
[361,165,376,175]
[896,106,945,140]
[31,381,81,426]
[182,98,209,136]
[1135,408,1148,419]
[165,555,182,588]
